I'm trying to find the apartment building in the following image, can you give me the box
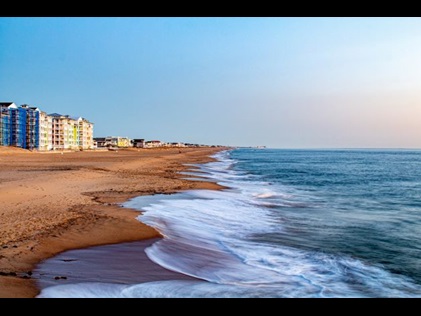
[0,102,28,148]
[39,111,53,151]
[77,117,94,150]
[0,102,94,151]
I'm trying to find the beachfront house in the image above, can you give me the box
[144,140,162,148]
[169,142,186,148]
[103,136,131,148]
[132,138,145,148]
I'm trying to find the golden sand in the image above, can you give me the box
[0,146,226,297]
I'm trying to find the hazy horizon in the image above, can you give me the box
[1,17,421,149]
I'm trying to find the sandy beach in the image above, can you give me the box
[0,146,226,298]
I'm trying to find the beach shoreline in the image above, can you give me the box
[0,146,227,298]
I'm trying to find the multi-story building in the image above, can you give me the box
[50,113,65,150]
[50,113,76,150]
[39,111,53,151]
[77,117,94,150]
[21,104,40,150]
[49,113,94,151]
[0,102,27,148]
[1,102,94,151]
[0,102,14,146]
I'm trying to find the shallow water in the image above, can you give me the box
[37,149,421,297]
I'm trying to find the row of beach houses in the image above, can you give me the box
[0,102,94,151]
[94,137,200,149]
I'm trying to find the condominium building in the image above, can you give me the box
[0,102,14,146]
[77,117,94,150]
[21,104,40,150]
[39,111,53,151]
[0,102,94,151]
[0,102,28,148]
[49,113,94,151]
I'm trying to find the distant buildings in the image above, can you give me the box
[94,136,131,148]
[1,102,222,152]
[95,138,186,149]
[144,140,162,148]
[93,137,214,149]
[110,136,131,148]
[132,139,145,148]
[0,102,94,151]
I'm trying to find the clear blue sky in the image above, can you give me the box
[1,17,421,148]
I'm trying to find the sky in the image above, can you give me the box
[1,17,421,148]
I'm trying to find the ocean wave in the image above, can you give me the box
[37,149,421,298]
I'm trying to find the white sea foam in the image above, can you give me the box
[38,149,421,298]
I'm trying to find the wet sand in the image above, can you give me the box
[34,239,198,292]
[0,146,227,298]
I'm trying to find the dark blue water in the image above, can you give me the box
[232,149,421,282]
[38,148,421,297]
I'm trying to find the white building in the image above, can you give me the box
[77,117,94,150]
[39,111,53,151]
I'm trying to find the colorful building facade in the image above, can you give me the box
[0,102,28,148]
[0,102,94,151]
[102,136,131,148]
[50,113,94,150]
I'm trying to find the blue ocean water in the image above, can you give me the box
[38,148,421,297]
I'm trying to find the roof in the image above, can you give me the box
[77,117,92,123]
[20,104,40,111]
[0,102,17,108]
[48,113,64,117]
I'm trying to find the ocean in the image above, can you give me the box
[37,148,421,297]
